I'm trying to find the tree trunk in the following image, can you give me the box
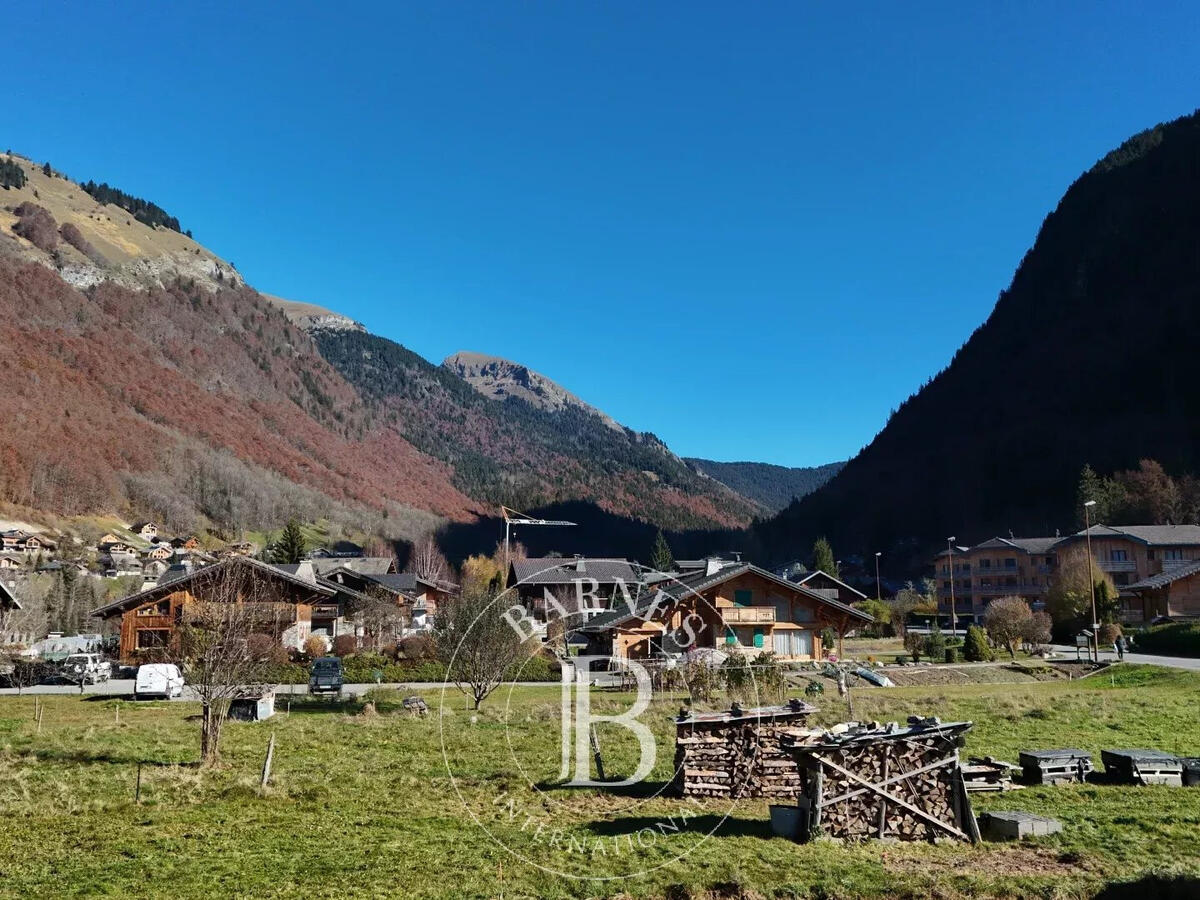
[201,704,224,766]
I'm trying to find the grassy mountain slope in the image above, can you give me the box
[685,458,845,513]
[757,108,1200,565]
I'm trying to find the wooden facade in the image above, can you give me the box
[93,557,333,663]
[594,565,872,663]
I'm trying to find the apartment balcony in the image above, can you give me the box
[721,606,776,625]
[974,582,1045,596]
[1162,559,1195,572]
[1098,560,1137,573]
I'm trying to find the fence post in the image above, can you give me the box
[260,731,277,788]
[135,761,143,804]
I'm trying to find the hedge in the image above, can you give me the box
[263,653,560,685]
[1131,623,1200,657]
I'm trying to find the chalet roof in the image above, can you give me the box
[1126,559,1200,592]
[970,536,1061,555]
[276,557,395,577]
[585,563,872,631]
[1063,524,1200,546]
[791,569,869,600]
[0,580,21,610]
[91,555,335,619]
[365,572,438,594]
[510,558,638,585]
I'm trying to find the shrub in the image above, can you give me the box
[1129,623,1200,656]
[59,222,103,263]
[820,626,838,651]
[302,634,328,659]
[903,631,923,662]
[398,633,437,662]
[984,596,1033,658]
[923,627,946,662]
[332,634,358,657]
[12,202,59,253]
[1023,611,1053,651]
[1098,623,1123,645]
[246,633,289,666]
[964,625,994,662]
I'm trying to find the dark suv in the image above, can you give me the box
[309,656,344,695]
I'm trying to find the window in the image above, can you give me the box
[733,589,753,607]
[792,604,814,624]
[136,601,169,617]
[979,559,992,569]
[942,581,951,591]
[1165,549,1184,561]
[1004,558,1017,569]
[1110,549,1128,561]
[136,629,169,649]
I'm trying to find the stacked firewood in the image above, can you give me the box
[785,719,979,844]
[674,701,818,799]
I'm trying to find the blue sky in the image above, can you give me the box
[7,2,1199,466]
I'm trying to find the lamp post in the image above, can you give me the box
[874,551,882,602]
[1083,500,1099,662]
[947,536,957,637]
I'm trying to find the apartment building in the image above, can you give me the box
[932,524,1200,623]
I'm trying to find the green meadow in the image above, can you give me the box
[0,665,1198,898]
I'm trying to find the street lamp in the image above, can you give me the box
[947,536,957,637]
[1083,500,1099,662]
[874,551,882,602]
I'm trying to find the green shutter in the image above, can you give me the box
[725,628,737,645]
[753,627,764,648]
[734,589,752,607]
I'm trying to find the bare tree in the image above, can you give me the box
[350,587,408,650]
[409,535,449,584]
[433,586,527,709]
[984,596,1033,658]
[177,563,285,766]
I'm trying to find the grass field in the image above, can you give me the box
[0,666,1198,898]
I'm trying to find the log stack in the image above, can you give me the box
[782,717,979,844]
[673,699,819,799]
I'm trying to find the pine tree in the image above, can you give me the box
[811,537,838,576]
[42,161,51,177]
[650,529,675,573]
[1077,464,1105,527]
[271,520,307,564]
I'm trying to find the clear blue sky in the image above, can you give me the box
[7,2,1199,466]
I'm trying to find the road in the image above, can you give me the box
[0,680,562,699]
[1049,644,1200,671]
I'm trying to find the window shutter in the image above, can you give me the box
[734,589,752,607]
[753,627,764,648]
[725,628,737,645]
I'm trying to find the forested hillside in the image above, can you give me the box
[685,458,844,513]
[311,328,757,531]
[0,256,471,538]
[756,109,1200,567]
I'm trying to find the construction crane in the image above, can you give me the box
[501,506,576,572]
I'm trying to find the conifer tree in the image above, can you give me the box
[270,520,307,565]
[650,529,675,573]
[811,536,838,576]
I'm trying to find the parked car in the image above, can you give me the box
[135,663,185,700]
[309,656,344,694]
[61,653,112,684]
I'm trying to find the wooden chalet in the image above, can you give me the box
[508,557,638,621]
[789,569,869,607]
[91,556,339,663]
[584,561,873,662]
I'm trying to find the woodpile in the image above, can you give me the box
[782,717,979,844]
[673,699,818,800]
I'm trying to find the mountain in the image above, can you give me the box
[756,108,1200,567]
[685,458,845,513]
[0,149,756,546]
[444,350,622,431]
[309,329,756,530]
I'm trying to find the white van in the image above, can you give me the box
[134,663,185,700]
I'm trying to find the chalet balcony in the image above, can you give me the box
[721,606,776,625]
[1098,560,1137,573]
